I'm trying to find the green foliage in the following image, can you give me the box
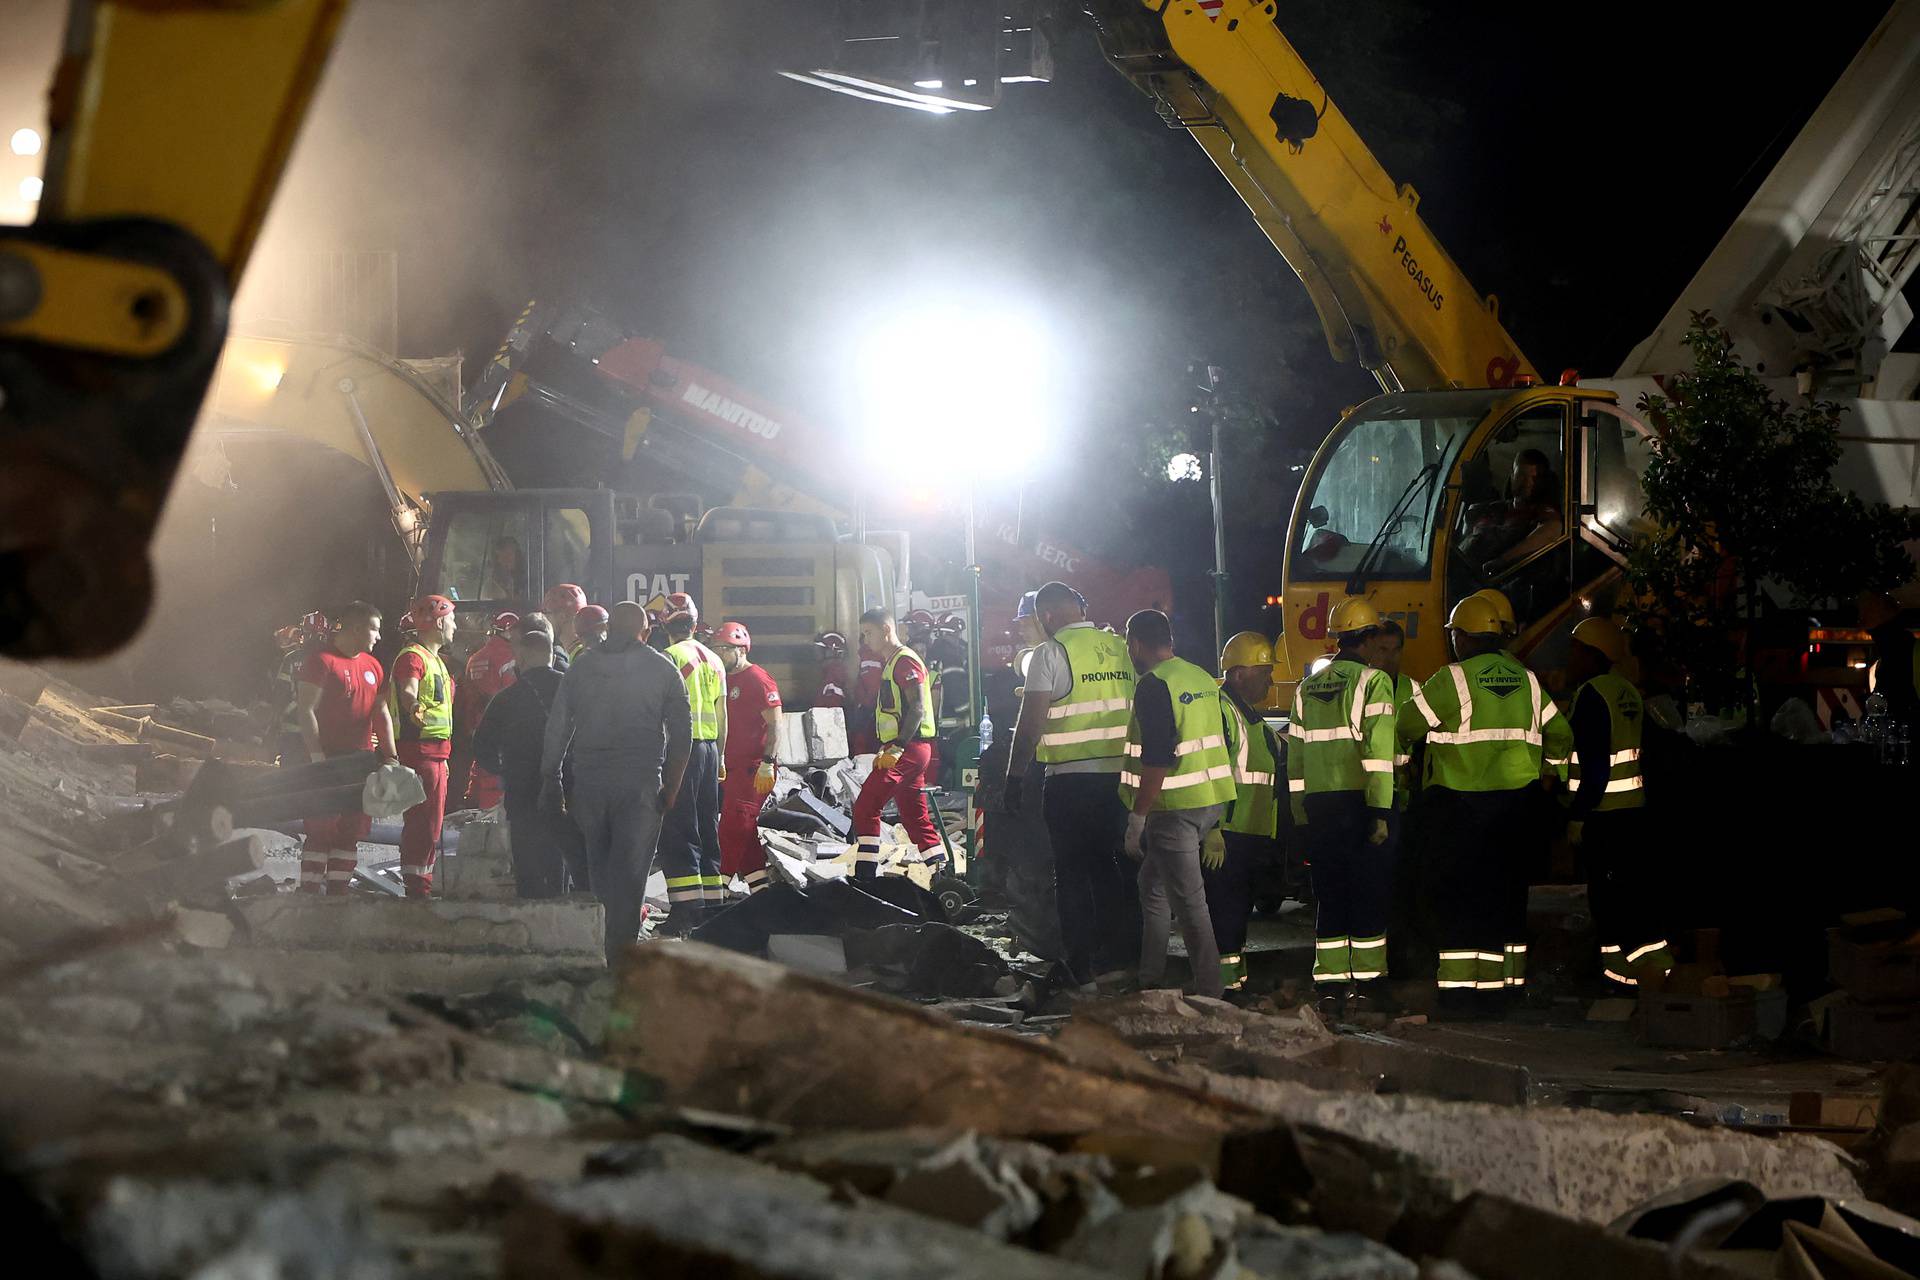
[1626,314,1920,707]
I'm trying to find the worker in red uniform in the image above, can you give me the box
[458,610,519,812]
[386,594,458,897]
[850,609,944,879]
[294,602,397,894]
[713,621,782,894]
[814,632,849,709]
[542,583,587,661]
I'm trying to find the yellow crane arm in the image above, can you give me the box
[1096,0,1535,392]
[0,0,349,658]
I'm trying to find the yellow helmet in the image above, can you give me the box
[1570,617,1628,665]
[1220,631,1275,673]
[1446,594,1504,638]
[1328,598,1382,638]
[1472,588,1517,636]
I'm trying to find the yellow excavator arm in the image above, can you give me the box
[1092,0,1535,393]
[0,0,349,657]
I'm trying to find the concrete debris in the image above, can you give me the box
[85,1178,399,1280]
[237,896,606,960]
[767,932,849,977]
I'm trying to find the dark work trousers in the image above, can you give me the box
[1387,796,1436,980]
[660,740,723,907]
[1043,771,1138,986]
[1300,792,1398,982]
[570,771,664,967]
[1422,786,1533,998]
[1204,832,1268,957]
[504,797,587,899]
[1585,806,1657,952]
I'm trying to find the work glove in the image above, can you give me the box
[717,760,727,783]
[1566,819,1584,848]
[1001,774,1024,816]
[1367,817,1390,846]
[754,760,776,796]
[874,742,904,772]
[538,779,564,816]
[1200,828,1226,871]
[1123,813,1146,861]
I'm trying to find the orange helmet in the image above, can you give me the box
[713,620,751,651]
[542,583,586,617]
[411,594,455,621]
[576,604,609,630]
[662,591,698,628]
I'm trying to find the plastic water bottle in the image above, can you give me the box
[979,708,994,752]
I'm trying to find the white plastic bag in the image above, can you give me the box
[362,762,426,818]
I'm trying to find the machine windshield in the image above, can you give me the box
[1293,391,1502,580]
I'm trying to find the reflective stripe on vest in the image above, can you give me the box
[668,639,726,741]
[1568,671,1646,811]
[1287,658,1395,810]
[1038,626,1135,763]
[386,643,453,742]
[875,645,937,743]
[1222,694,1280,838]
[1117,656,1237,811]
[1420,652,1561,793]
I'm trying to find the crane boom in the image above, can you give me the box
[1088,0,1535,393]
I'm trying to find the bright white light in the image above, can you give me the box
[1167,452,1203,482]
[18,176,41,204]
[1307,656,1333,676]
[9,128,40,158]
[854,303,1056,481]
[913,79,944,89]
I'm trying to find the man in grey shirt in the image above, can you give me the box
[541,600,690,965]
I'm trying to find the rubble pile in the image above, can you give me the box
[1,659,1917,1277]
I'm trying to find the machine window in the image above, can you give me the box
[1294,410,1477,578]
[440,508,530,604]
[1457,405,1568,579]
[544,506,593,593]
[1585,411,1659,550]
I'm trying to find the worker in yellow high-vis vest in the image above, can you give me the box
[386,593,458,898]
[851,608,946,878]
[1207,631,1283,993]
[1119,610,1235,999]
[659,593,728,925]
[1002,580,1138,990]
[1559,618,1672,990]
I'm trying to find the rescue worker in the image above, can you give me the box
[458,610,520,812]
[1560,617,1670,988]
[542,583,588,660]
[813,631,849,709]
[714,621,782,894]
[1121,609,1234,1000]
[1399,595,1573,1014]
[851,608,945,879]
[472,624,585,897]
[540,600,690,964]
[386,594,459,898]
[1286,600,1400,1012]
[1209,632,1282,993]
[1374,618,1434,983]
[293,602,397,894]
[1001,581,1138,989]
[571,604,609,660]
[658,593,729,923]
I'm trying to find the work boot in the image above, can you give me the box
[1315,986,1346,1024]
[1345,984,1387,1019]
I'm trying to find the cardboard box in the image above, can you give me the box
[1639,988,1787,1050]
[1830,930,1920,1004]
[1827,996,1920,1062]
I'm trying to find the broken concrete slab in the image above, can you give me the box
[606,943,1257,1138]
[439,819,516,901]
[236,897,604,961]
[170,907,235,950]
[83,1178,399,1280]
[503,1158,1109,1279]
[767,933,848,977]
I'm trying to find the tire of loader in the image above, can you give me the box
[931,873,973,918]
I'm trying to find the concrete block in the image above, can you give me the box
[171,907,235,950]
[236,897,604,961]
[439,819,516,901]
[775,712,811,768]
[766,934,848,977]
[802,706,848,762]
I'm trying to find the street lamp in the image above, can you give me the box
[1167,452,1203,483]
[9,129,40,158]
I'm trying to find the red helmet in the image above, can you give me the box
[542,583,586,617]
[576,604,609,629]
[713,621,752,651]
[273,624,306,649]
[815,631,848,657]
[906,608,936,630]
[398,611,419,635]
[301,610,329,634]
[663,591,698,627]
[412,594,455,621]
[490,610,520,635]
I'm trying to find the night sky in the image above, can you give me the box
[8,0,1898,638]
